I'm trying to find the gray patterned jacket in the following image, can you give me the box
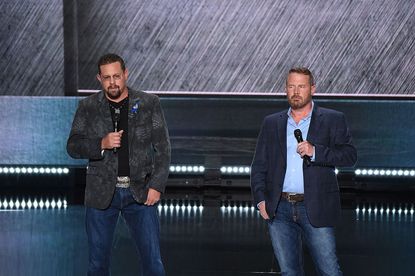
[67,89,171,209]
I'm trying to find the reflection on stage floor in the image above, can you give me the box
[0,197,414,276]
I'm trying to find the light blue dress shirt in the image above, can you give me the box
[282,102,314,194]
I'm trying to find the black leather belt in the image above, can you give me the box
[281,192,304,203]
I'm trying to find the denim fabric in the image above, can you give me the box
[267,199,342,276]
[86,187,165,276]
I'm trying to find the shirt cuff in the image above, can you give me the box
[257,200,265,209]
[311,146,315,161]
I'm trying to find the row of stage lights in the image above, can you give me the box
[355,168,415,177]
[169,165,205,173]
[156,201,258,214]
[356,205,415,216]
[158,204,204,212]
[0,167,69,175]
[157,202,415,220]
[1,195,413,220]
[0,198,68,210]
[169,166,415,177]
[169,165,251,174]
[355,204,414,221]
[0,197,261,214]
[220,205,257,212]
[0,166,414,177]
[221,166,251,174]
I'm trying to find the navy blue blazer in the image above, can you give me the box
[250,105,357,227]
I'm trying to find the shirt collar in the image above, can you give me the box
[287,101,314,121]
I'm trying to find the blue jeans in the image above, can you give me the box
[267,199,342,276]
[86,187,165,276]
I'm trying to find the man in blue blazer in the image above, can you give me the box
[67,54,170,276]
[251,67,357,276]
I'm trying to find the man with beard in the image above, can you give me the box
[67,53,170,276]
[250,67,357,275]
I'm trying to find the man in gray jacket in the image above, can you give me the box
[67,53,170,276]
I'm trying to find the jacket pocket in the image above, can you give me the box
[86,166,98,175]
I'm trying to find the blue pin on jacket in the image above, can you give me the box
[131,100,140,114]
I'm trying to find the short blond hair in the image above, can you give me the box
[288,67,315,86]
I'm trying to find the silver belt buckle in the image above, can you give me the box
[286,193,297,203]
[116,176,130,188]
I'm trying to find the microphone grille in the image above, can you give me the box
[294,129,302,137]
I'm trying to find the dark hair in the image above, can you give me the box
[288,67,315,86]
[97,53,126,74]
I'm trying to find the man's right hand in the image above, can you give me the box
[258,201,270,220]
[101,130,124,150]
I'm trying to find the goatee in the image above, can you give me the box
[106,86,121,100]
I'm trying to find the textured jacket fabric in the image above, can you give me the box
[251,105,357,227]
[67,89,171,209]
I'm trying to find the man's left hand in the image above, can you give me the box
[297,141,314,158]
[145,188,161,206]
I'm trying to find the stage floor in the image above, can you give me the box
[0,199,414,276]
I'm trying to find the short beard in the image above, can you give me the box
[105,86,121,100]
[288,95,311,110]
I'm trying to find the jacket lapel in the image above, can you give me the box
[277,112,288,162]
[98,91,114,133]
[306,105,322,142]
[127,89,142,145]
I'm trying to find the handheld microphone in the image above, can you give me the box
[113,109,121,153]
[294,129,311,167]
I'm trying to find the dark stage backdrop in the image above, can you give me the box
[78,0,415,94]
[0,1,64,96]
[1,1,415,96]
[0,96,414,168]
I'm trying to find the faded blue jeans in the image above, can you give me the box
[86,187,165,276]
[267,199,342,276]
